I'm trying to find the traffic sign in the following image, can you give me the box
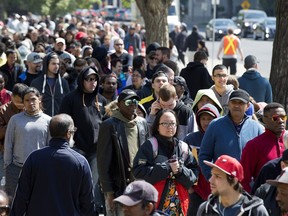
[241,0,251,9]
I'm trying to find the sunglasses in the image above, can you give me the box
[124,99,139,106]
[84,77,97,82]
[270,115,287,122]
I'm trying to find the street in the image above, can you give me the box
[204,38,273,79]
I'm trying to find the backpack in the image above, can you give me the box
[148,136,189,161]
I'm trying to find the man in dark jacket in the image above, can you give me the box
[254,149,288,215]
[97,89,148,216]
[184,25,204,63]
[180,51,213,100]
[59,66,106,213]
[11,114,95,216]
[197,155,268,216]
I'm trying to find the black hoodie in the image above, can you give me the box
[31,52,70,116]
[180,62,214,100]
[59,67,107,154]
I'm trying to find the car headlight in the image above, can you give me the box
[265,28,270,33]
[218,30,223,34]
[244,22,250,27]
[252,24,257,29]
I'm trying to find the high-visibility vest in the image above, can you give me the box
[223,35,238,55]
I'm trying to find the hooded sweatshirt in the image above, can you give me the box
[210,84,234,115]
[192,89,223,115]
[31,53,70,116]
[58,67,106,154]
[238,69,272,103]
[197,191,268,216]
[180,62,214,100]
[184,104,220,200]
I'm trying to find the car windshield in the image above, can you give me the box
[245,13,266,19]
[267,19,276,25]
[215,20,234,26]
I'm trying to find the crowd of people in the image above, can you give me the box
[0,12,287,216]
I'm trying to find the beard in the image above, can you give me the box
[69,135,75,148]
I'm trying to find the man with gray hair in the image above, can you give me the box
[11,114,95,215]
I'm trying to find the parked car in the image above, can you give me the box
[253,17,276,40]
[235,9,267,38]
[205,18,241,41]
[114,9,132,21]
[99,5,117,20]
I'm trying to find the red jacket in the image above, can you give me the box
[241,129,285,192]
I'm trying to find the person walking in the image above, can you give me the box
[133,109,199,216]
[4,87,51,198]
[184,25,204,63]
[238,55,272,103]
[97,89,148,216]
[11,114,95,215]
[197,155,268,215]
[217,28,244,75]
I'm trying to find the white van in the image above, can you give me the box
[168,0,180,31]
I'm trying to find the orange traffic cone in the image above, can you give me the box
[141,41,146,57]
[128,45,134,57]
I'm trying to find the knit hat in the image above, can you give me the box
[114,180,158,206]
[204,155,244,181]
[146,42,160,55]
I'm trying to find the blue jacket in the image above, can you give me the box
[11,138,95,216]
[198,114,264,180]
[238,70,272,103]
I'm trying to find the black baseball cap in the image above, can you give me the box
[118,89,140,102]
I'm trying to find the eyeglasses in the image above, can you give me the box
[213,74,228,78]
[267,115,287,122]
[159,122,177,128]
[115,44,123,46]
[84,77,97,82]
[124,99,139,106]
[132,74,142,78]
[69,127,77,134]
[149,57,155,60]
[0,205,10,215]
[0,80,4,84]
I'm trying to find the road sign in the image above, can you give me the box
[241,0,251,9]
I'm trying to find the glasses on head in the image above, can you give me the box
[0,205,10,215]
[159,122,177,128]
[267,115,287,122]
[84,77,97,82]
[69,127,77,134]
[124,98,139,106]
[213,74,228,78]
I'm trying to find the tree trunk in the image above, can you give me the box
[135,0,173,47]
[269,0,288,110]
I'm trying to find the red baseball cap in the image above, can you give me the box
[204,155,244,182]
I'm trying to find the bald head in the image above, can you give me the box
[49,114,74,138]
